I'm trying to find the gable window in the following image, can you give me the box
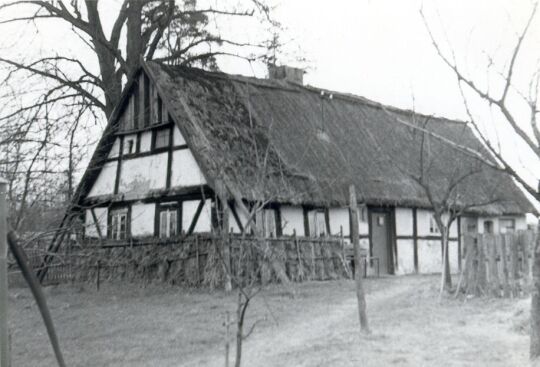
[429,215,440,234]
[110,208,128,240]
[153,128,170,150]
[500,219,515,234]
[263,209,276,238]
[308,209,327,237]
[159,205,178,238]
[123,137,135,155]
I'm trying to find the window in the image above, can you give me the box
[110,208,128,240]
[123,138,135,155]
[483,220,494,234]
[159,207,178,238]
[499,219,515,234]
[429,215,440,234]
[263,209,276,238]
[154,128,170,149]
[309,210,327,237]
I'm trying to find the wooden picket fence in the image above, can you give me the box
[458,230,537,297]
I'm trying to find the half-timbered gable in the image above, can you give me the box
[82,70,211,241]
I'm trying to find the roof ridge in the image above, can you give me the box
[147,61,468,126]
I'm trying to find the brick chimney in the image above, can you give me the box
[267,64,304,85]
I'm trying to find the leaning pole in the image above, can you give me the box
[0,178,9,367]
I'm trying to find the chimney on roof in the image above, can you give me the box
[267,64,304,85]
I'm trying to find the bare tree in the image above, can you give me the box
[0,0,283,236]
[420,3,540,357]
[379,108,502,297]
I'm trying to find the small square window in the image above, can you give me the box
[124,139,135,155]
[154,128,170,149]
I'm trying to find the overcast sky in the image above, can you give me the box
[1,0,539,211]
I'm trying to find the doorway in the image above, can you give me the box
[370,210,394,274]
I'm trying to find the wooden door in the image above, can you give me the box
[370,211,392,274]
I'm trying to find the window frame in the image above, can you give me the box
[156,202,182,239]
[109,207,129,240]
[152,126,172,152]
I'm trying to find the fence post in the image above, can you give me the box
[293,230,303,281]
[0,178,9,367]
[349,184,369,334]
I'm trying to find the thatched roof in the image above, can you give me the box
[77,61,536,216]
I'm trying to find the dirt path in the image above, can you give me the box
[192,276,527,367]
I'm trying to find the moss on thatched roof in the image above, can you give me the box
[77,61,536,216]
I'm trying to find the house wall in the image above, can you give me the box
[131,202,155,237]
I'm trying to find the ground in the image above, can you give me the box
[7,275,530,366]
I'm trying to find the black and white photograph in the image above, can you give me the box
[0,0,539,366]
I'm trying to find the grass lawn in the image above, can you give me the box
[7,275,529,366]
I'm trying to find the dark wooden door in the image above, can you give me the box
[370,211,392,274]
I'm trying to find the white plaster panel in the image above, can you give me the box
[281,206,305,236]
[139,131,152,152]
[359,217,369,235]
[416,209,432,237]
[131,202,155,237]
[395,207,413,236]
[329,207,349,236]
[118,153,167,195]
[88,161,118,197]
[449,220,458,238]
[182,199,212,233]
[449,240,459,273]
[418,239,442,273]
[515,216,527,231]
[108,138,121,159]
[173,125,186,146]
[85,207,107,238]
[396,239,415,275]
[170,149,206,187]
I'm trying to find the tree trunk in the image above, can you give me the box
[349,184,370,334]
[530,220,540,360]
[439,229,452,296]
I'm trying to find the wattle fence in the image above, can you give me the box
[10,233,355,288]
[458,230,538,297]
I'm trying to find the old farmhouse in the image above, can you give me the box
[72,61,535,276]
